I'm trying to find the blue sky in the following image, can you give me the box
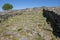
[0,0,60,11]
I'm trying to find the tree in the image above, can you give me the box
[2,3,13,10]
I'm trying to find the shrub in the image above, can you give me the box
[2,3,13,10]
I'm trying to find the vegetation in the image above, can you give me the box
[0,7,60,40]
[2,3,13,10]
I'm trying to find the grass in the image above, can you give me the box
[0,10,58,40]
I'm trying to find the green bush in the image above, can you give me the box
[2,3,13,10]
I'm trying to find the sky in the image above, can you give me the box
[0,0,60,11]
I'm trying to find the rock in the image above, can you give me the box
[0,7,60,40]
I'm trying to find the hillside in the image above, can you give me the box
[0,7,60,40]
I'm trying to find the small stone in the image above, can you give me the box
[10,35,13,38]
[20,36,28,40]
